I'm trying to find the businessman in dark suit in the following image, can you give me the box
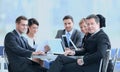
[55,15,82,49]
[4,16,47,72]
[48,14,111,72]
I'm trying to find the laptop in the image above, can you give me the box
[61,35,78,50]
[47,39,65,55]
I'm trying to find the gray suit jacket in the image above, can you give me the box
[55,29,82,49]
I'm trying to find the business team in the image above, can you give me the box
[48,14,111,72]
[4,14,111,72]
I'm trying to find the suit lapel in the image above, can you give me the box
[13,30,22,46]
[12,30,27,49]
[88,29,102,40]
[71,29,76,41]
[63,29,66,35]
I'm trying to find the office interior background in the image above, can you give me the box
[0,0,120,50]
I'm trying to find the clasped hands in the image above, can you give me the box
[64,48,75,56]
[64,48,84,66]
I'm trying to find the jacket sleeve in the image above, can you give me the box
[75,48,86,56]
[4,32,34,58]
[83,35,110,66]
[75,31,82,48]
[55,30,61,38]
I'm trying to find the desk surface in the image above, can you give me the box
[32,54,58,61]
[32,54,83,61]
[117,58,120,61]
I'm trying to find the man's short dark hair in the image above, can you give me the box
[15,16,27,24]
[86,14,100,24]
[63,15,74,22]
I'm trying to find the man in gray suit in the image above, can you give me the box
[55,15,82,49]
[4,16,47,72]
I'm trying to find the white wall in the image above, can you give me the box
[0,0,120,48]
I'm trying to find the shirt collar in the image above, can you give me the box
[15,29,23,37]
[91,29,100,36]
[65,29,74,35]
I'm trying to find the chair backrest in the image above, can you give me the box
[99,59,103,72]
[0,46,4,56]
[3,48,9,67]
[112,48,119,72]
[0,46,8,72]
[99,49,110,72]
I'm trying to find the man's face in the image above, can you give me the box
[63,19,73,32]
[16,20,28,34]
[86,18,99,34]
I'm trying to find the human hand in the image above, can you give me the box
[32,51,45,55]
[64,49,75,56]
[77,59,84,66]
[44,45,50,53]
[64,48,71,51]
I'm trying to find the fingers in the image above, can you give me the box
[35,51,45,55]
[64,51,70,56]
[44,45,50,52]
[64,50,75,56]
[64,48,71,51]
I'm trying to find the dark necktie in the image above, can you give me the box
[20,36,27,48]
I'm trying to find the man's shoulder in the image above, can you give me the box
[57,29,65,32]
[6,31,13,36]
[5,30,17,38]
[73,29,81,34]
[57,29,65,34]
[4,32,15,42]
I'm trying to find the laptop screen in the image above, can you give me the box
[47,39,64,55]
[61,35,77,50]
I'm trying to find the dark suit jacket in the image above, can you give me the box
[55,29,82,49]
[4,30,46,72]
[48,29,111,72]
[75,29,111,72]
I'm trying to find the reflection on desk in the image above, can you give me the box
[117,58,120,62]
[32,54,58,61]
[67,56,83,59]
[32,54,83,62]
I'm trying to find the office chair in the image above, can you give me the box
[99,49,110,72]
[112,48,119,72]
[3,47,13,72]
[3,47,9,70]
[0,46,4,56]
[0,46,9,72]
